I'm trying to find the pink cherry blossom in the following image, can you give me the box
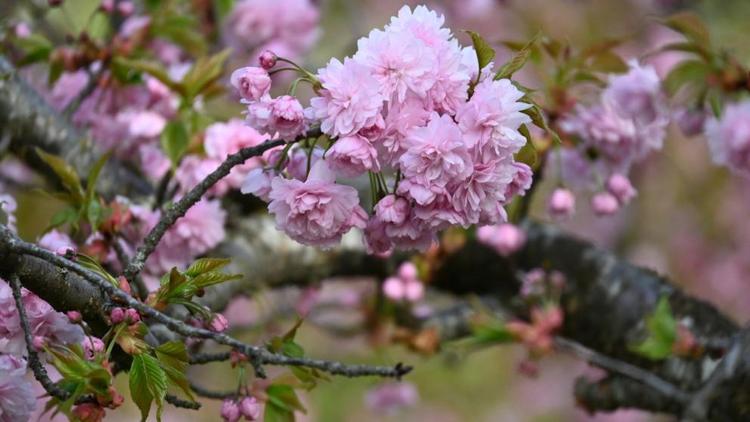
[326,134,381,177]
[0,279,84,356]
[269,95,306,140]
[365,381,419,414]
[267,160,367,248]
[241,168,275,201]
[221,399,241,422]
[38,229,76,256]
[354,28,435,103]
[310,58,384,137]
[705,100,750,178]
[224,0,319,61]
[477,223,526,256]
[398,113,472,206]
[606,174,637,204]
[0,354,36,422]
[230,67,271,102]
[239,396,262,420]
[456,77,531,159]
[548,188,576,219]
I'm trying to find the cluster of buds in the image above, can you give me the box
[221,396,262,422]
[109,307,140,325]
[506,305,564,357]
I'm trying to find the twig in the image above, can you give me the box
[189,382,237,400]
[554,336,690,404]
[8,273,95,404]
[681,329,747,421]
[111,236,148,300]
[123,137,287,282]
[165,394,201,410]
[3,224,410,380]
[189,351,232,365]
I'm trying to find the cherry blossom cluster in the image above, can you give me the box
[554,61,668,218]
[236,5,535,254]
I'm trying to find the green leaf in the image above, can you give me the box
[266,384,306,414]
[155,342,194,400]
[160,121,190,168]
[75,254,120,286]
[663,12,710,48]
[130,354,168,422]
[111,57,181,93]
[465,31,496,71]
[15,34,53,66]
[35,149,84,204]
[264,402,295,422]
[181,49,232,100]
[631,296,677,360]
[155,15,208,58]
[663,60,709,96]
[191,271,243,288]
[521,102,562,144]
[471,324,515,346]
[185,257,232,277]
[588,51,628,73]
[495,32,541,80]
[85,152,111,203]
[515,125,538,167]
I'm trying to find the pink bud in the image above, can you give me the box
[208,313,229,333]
[83,337,105,360]
[221,400,241,422]
[73,403,105,422]
[397,262,418,281]
[230,67,271,101]
[270,95,306,140]
[591,192,619,216]
[492,224,526,256]
[259,50,277,70]
[67,310,82,323]
[606,174,637,205]
[117,1,134,16]
[239,396,262,420]
[110,307,125,324]
[383,277,404,301]
[548,188,575,219]
[125,308,140,324]
[100,0,114,13]
[403,280,424,302]
[32,336,46,350]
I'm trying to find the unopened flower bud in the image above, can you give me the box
[259,50,277,70]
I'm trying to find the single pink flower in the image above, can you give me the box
[270,95,306,140]
[231,67,272,101]
[268,160,367,248]
[326,135,381,177]
[310,57,384,137]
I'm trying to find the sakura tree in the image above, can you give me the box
[0,0,749,421]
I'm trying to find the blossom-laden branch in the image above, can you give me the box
[0,223,411,380]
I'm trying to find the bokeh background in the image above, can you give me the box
[4,0,750,420]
